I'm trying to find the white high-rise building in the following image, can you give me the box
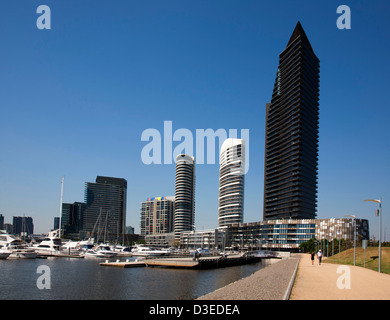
[174,154,195,240]
[218,138,245,228]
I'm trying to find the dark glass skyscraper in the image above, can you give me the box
[263,22,320,220]
[12,216,34,236]
[83,176,127,240]
[61,202,86,235]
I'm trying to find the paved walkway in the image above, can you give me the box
[290,254,390,300]
[197,257,299,300]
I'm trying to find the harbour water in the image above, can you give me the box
[0,257,267,300]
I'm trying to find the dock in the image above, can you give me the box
[99,252,279,269]
[146,257,199,268]
[145,254,265,269]
[99,259,147,268]
[36,252,84,259]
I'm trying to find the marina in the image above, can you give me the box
[0,253,271,300]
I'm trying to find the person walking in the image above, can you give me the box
[311,252,316,265]
[317,249,323,265]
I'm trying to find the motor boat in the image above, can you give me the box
[33,236,63,255]
[0,247,11,259]
[61,240,82,253]
[80,244,117,258]
[82,249,106,258]
[131,245,169,257]
[94,245,117,258]
[0,232,37,259]
[110,244,133,256]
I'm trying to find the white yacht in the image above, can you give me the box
[110,244,132,256]
[131,245,169,257]
[80,244,117,258]
[94,245,117,258]
[0,247,11,259]
[33,236,63,255]
[0,232,37,259]
[82,250,106,259]
[61,240,80,254]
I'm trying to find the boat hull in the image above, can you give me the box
[0,252,11,259]
[9,251,37,259]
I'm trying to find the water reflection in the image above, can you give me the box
[0,258,266,300]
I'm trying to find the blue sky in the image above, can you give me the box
[0,1,389,239]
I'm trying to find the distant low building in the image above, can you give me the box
[126,226,135,234]
[180,229,226,251]
[145,232,175,247]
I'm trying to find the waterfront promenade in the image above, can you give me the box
[290,253,390,300]
[197,257,299,300]
[198,254,390,300]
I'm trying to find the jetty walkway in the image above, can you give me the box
[100,253,270,269]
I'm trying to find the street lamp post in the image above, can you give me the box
[365,198,382,273]
[344,215,356,266]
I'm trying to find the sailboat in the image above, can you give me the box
[80,209,118,258]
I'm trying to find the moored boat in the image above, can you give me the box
[33,236,63,255]
[131,245,169,257]
[0,232,37,259]
[0,248,11,260]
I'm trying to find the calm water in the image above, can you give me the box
[0,257,267,300]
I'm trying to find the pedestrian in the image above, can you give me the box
[310,252,315,265]
[317,249,322,265]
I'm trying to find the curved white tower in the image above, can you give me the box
[174,154,195,240]
[218,139,245,228]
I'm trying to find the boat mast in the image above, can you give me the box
[58,176,64,239]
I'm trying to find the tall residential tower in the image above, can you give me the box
[140,196,175,236]
[174,154,195,240]
[218,138,245,228]
[263,22,320,220]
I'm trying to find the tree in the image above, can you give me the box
[299,238,317,253]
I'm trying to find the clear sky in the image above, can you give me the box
[0,1,389,239]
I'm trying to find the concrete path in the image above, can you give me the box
[197,257,300,300]
[290,254,390,300]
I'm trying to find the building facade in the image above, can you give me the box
[226,218,369,251]
[140,196,175,236]
[180,229,226,251]
[0,214,4,230]
[174,154,196,240]
[145,232,175,247]
[263,22,320,220]
[218,138,245,228]
[12,216,34,236]
[61,202,86,236]
[83,176,127,241]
